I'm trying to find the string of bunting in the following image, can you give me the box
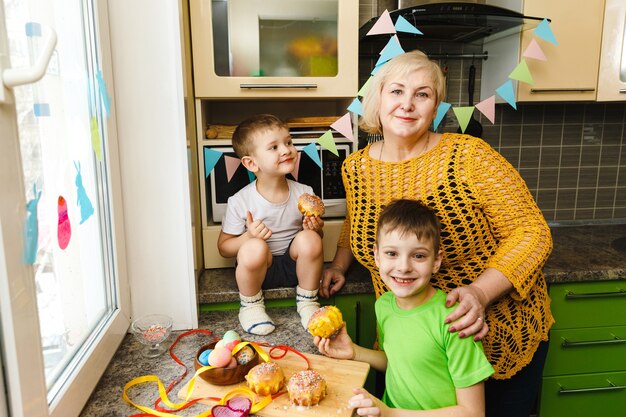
[203,10,557,182]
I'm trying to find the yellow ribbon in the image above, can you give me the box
[122,341,273,416]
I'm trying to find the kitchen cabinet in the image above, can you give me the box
[538,280,626,416]
[597,0,626,101]
[189,0,358,98]
[518,0,605,102]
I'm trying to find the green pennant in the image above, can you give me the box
[316,130,339,156]
[509,59,534,85]
[452,106,475,133]
[358,76,373,97]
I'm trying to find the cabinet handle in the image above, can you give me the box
[559,380,625,394]
[240,84,318,89]
[561,335,626,348]
[530,88,595,93]
[565,289,625,299]
[620,89,626,94]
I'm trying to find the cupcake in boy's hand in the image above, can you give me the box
[307,305,343,338]
[297,193,325,217]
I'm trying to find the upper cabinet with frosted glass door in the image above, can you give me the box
[597,0,626,101]
[189,0,358,98]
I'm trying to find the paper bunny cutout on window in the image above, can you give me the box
[23,184,42,264]
[74,161,94,224]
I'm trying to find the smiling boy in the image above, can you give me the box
[218,114,324,336]
[315,199,494,416]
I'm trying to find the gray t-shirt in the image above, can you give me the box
[221,179,313,255]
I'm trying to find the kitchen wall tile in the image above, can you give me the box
[537,189,557,209]
[564,103,586,124]
[584,104,605,124]
[615,208,626,219]
[596,188,616,207]
[555,209,575,221]
[600,145,622,166]
[562,124,583,144]
[575,209,595,220]
[520,147,540,168]
[558,167,579,188]
[500,105,523,125]
[594,208,614,219]
[576,188,597,208]
[598,167,618,185]
[538,167,559,189]
[521,125,542,147]
[615,187,626,205]
[579,145,601,166]
[602,124,623,145]
[578,167,599,187]
[499,147,520,168]
[500,125,522,147]
[541,125,563,146]
[560,146,581,167]
[618,167,626,187]
[540,147,561,168]
[543,104,564,124]
[556,189,577,210]
[519,168,539,190]
[522,104,544,125]
[604,103,625,123]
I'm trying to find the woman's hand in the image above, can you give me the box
[314,324,355,360]
[445,284,489,341]
[348,388,389,417]
[320,265,346,298]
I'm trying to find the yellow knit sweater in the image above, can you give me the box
[338,133,554,379]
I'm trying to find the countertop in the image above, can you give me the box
[80,224,626,416]
[198,224,626,304]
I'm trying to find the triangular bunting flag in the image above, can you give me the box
[452,107,475,133]
[317,130,339,156]
[330,113,354,141]
[347,98,363,116]
[204,148,223,177]
[376,35,405,67]
[358,76,373,97]
[533,18,558,45]
[371,60,387,75]
[366,9,396,36]
[247,170,255,183]
[291,152,302,181]
[496,80,517,109]
[303,143,322,168]
[433,102,451,131]
[224,155,241,182]
[475,95,496,124]
[509,59,534,85]
[395,15,423,35]
[523,38,547,61]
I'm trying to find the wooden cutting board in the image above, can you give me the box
[177,346,370,417]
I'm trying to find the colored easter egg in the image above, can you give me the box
[226,357,238,368]
[224,339,239,352]
[198,349,212,366]
[222,330,241,342]
[215,339,226,349]
[234,345,255,365]
[208,347,232,368]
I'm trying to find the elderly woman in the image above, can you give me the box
[321,50,553,417]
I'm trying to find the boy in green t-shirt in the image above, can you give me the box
[314,199,494,416]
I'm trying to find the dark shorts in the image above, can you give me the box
[260,245,298,289]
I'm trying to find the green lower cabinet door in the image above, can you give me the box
[543,325,626,376]
[539,371,626,417]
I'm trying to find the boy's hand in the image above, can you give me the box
[246,211,272,240]
[313,324,354,360]
[348,388,388,417]
[302,215,324,232]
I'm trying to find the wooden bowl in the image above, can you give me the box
[194,341,260,385]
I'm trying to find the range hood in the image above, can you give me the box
[360,2,546,43]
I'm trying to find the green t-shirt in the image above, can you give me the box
[376,289,494,410]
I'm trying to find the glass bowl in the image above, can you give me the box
[131,314,173,358]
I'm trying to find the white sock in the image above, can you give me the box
[296,286,320,329]
[239,291,275,336]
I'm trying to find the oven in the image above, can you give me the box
[205,140,350,223]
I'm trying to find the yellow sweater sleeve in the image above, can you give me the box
[466,139,553,299]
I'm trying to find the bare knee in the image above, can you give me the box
[237,238,271,270]
[291,230,323,260]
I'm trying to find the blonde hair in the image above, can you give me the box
[232,114,289,158]
[359,50,446,134]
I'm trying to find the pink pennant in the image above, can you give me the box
[224,155,241,182]
[523,38,547,61]
[330,113,354,140]
[366,10,396,36]
[291,152,302,181]
[475,95,496,124]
